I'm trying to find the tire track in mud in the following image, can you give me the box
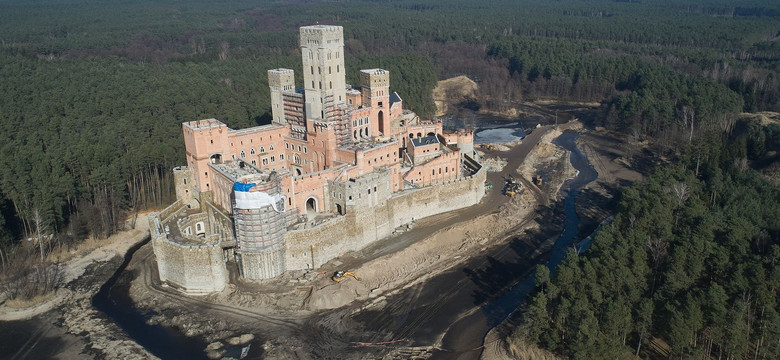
[137,249,303,331]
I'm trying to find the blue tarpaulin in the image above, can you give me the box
[233,182,257,192]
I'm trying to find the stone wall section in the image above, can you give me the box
[284,167,486,270]
[152,237,227,294]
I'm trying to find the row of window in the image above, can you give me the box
[285,143,307,153]
[310,65,340,75]
[244,153,284,166]
[432,167,453,175]
[366,151,398,165]
[232,134,282,147]
[307,50,340,60]
[312,80,336,90]
[240,145,275,157]
[331,184,381,202]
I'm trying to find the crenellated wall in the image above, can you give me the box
[152,235,227,295]
[284,167,486,270]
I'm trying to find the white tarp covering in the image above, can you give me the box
[234,190,285,212]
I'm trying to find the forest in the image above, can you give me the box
[519,123,780,358]
[0,1,778,339]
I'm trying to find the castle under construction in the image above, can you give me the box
[149,25,485,294]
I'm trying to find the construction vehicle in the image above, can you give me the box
[332,271,359,282]
[502,178,521,196]
[534,175,543,186]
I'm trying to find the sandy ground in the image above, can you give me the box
[0,217,149,321]
[0,104,623,360]
[115,120,583,360]
[479,127,645,360]
[432,76,478,116]
[0,215,155,359]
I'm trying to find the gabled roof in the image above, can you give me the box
[390,92,402,106]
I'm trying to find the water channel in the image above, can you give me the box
[91,238,210,359]
[87,128,596,359]
[429,129,598,359]
[482,130,598,327]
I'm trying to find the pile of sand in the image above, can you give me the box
[481,156,508,172]
[432,76,478,116]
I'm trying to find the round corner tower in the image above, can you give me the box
[233,175,287,279]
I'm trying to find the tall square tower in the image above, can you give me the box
[300,25,347,120]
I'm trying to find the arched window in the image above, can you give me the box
[240,150,245,158]
[262,158,268,165]
[251,160,256,165]
[280,154,284,160]
[260,146,265,153]
[269,145,274,151]
[329,81,332,89]
[311,66,314,74]
[271,156,275,162]
[250,148,255,155]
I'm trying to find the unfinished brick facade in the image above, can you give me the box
[149,25,483,294]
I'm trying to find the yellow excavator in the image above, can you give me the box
[332,271,359,282]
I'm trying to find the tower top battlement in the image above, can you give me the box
[300,25,343,44]
[300,25,342,33]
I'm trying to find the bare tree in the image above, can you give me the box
[219,41,230,61]
[671,182,691,207]
[33,209,48,264]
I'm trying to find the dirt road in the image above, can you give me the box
[116,120,577,359]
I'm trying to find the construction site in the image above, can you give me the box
[148,25,483,296]
[1,97,644,360]
[115,112,602,359]
[0,24,645,359]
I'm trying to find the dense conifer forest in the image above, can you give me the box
[521,132,780,358]
[0,1,778,351]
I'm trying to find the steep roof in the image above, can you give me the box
[390,92,402,106]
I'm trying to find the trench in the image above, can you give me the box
[91,237,209,360]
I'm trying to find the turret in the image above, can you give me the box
[268,68,295,124]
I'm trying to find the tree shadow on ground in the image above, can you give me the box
[461,200,565,315]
